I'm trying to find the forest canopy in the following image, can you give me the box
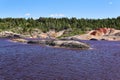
[0,16,120,35]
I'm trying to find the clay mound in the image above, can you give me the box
[38,30,65,39]
[0,31,22,38]
[64,28,120,41]
[89,28,115,36]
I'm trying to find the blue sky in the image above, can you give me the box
[0,0,119,19]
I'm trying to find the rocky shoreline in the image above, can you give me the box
[1,28,120,41]
[9,38,90,50]
[27,39,90,49]
[0,31,89,49]
[1,28,120,49]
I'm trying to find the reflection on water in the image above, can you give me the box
[0,39,120,80]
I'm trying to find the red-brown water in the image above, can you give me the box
[0,39,120,80]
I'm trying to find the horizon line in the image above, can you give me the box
[0,16,120,20]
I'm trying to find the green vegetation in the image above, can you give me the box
[0,16,120,36]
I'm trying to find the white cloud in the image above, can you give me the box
[108,1,113,5]
[25,13,31,16]
[50,13,65,18]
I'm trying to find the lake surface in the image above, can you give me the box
[0,39,120,80]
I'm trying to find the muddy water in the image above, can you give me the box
[0,39,120,80]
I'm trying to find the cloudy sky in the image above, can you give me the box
[0,0,119,19]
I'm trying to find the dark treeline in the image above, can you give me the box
[0,16,120,35]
